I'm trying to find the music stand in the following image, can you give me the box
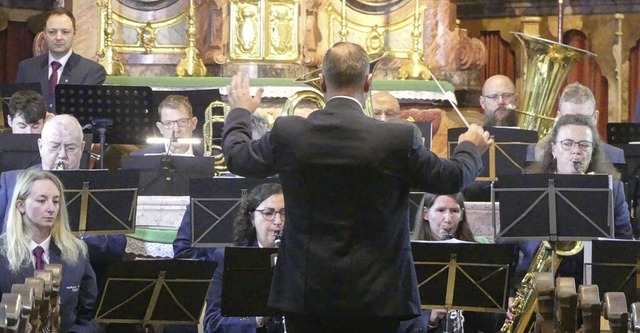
[0,83,42,128]
[584,239,640,305]
[414,121,432,149]
[411,241,513,312]
[492,174,614,242]
[0,133,93,173]
[52,169,139,235]
[448,127,538,181]
[94,260,216,325]
[190,177,280,248]
[607,123,640,144]
[120,155,216,196]
[55,84,155,169]
[221,247,280,316]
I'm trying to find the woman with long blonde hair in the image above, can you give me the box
[0,169,99,333]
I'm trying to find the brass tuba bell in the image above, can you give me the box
[512,32,596,138]
[282,51,389,117]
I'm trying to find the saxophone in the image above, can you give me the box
[501,241,583,333]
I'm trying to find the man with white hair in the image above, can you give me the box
[0,114,126,275]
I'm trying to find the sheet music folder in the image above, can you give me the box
[584,239,640,305]
[221,247,280,316]
[95,260,216,325]
[448,127,537,181]
[190,177,280,248]
[0,133,93,173]
[120,155,216,196]
[411,241,513,312]
[493,174,613,241]
[52,169,139,235]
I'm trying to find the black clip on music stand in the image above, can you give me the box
[584,239,640,305]
[221,247,280,317]
[492,174,613,274]
[411,241,514,313]
[190,177,281,248]
[94,260,217,326]
[52,169,140,236]
[55,84,155,169]
[0,83,42,128]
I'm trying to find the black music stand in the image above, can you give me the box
[492,174,613,242]
[607,123,640,144]
[414,121,432,149]
[584,239,640,306]
[411,241,513,312]
[94,260,216,325]
[52,170,139,235]
[448,127,538,181]
[0,133,93,173]
[120,155,216,196]
[221,247,280,316]
[55,84,155,169]
[190,177,280,248]
[0,83,41,128]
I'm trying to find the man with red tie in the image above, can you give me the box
[15,7,106,113]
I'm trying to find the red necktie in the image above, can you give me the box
[49,61,62,104]
[33,246,45,270]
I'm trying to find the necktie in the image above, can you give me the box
[49,61,62,105]
[33,246,45,270]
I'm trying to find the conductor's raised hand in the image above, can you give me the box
[227,73,264,113]
[457,124,494,154]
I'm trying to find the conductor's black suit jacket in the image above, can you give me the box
[222,97,483,320]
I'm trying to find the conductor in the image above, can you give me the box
[222,41,493,333]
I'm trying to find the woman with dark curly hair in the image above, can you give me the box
[204,183,285,333]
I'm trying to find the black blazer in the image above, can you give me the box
[222,97,483,320]
[15,52,107,112]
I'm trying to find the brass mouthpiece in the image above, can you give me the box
[54,161,65,170]
[274,231,282,248]
[440,229,453,240]
[506,103,517,112]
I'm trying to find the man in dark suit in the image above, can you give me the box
[15,7,106,113]
[526,82,625,164]
[222,42,493,333]
[131,94,203,156]
[0,115,126,278]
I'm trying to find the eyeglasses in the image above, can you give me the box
[255,208,285,221]
[483,93,515,102]
[555,139,593,152]
[160,118,191,129]
[44,143,80,154]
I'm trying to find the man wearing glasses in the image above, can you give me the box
[131,94,201,156]
[479,75,518,127]
[526,82,625,164]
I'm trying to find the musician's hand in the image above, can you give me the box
[429,308,447,326]
[457,124,494,154]
[506,297,515,320]
[227,73,263,113]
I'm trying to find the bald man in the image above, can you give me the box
[372,91,401,121]
[480,75,518,127]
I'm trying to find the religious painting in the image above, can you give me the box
[117,0,180,11]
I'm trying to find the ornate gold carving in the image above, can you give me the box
[96,0,128,76]
[138,22,156,54]
[397,0,429,79]
[176,0,208,77]
[229,0,299,62]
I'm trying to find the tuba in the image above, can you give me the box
[501,240,584,333]
[282,51,389,117]
[203,101,230,175]
[512,32,596,138]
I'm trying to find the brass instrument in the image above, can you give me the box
[501,240,583,333]
[512,32,596,138]
[54,161,65,170]
[203,101,230,175]
[282,51,389,117]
